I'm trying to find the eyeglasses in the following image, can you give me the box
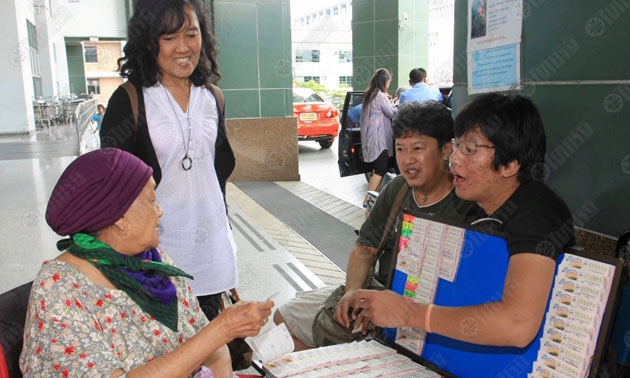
[451,138,495,155]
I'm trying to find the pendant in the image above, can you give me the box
[181,156,193,171]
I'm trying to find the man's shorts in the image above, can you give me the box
[277,285,336,347]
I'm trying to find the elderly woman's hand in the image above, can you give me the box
[215,300,274,341]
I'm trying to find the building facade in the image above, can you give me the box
[82,40,125,106]
[291,1,354,90]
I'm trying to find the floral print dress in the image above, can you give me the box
[20,252,209,377]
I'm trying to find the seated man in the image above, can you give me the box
[353,93,575,348]
[398,68,443,105]
[273,100,482,350]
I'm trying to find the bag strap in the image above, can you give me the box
[121,81,223,126]
[122,81,139,126]
[373,181,409,263]
[207,83,225,112]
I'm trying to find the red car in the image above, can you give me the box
[292,88,340,149]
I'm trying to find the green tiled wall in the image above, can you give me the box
[352,0,429,94]
[452,0,630,236]
[65,44,86,95]
[214,0,292,119]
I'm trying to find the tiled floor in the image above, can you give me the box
[0,132,370,376]
[0,138,366,298]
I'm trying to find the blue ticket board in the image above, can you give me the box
[385,215,619,378]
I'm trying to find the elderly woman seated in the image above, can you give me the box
[20,148,273,378]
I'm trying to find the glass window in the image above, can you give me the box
[27,21,38,49]
[295,50,320,63]
[339,76,352,86]
[32,77,42,97]
[303,76,320,84]
[338,50,352,63]
[293,89,324,103]
[87,79,100,94]
[84,46,97,63]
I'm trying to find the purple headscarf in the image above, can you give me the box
[46,148,153,236]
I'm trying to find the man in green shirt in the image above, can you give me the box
[274,101,481,350]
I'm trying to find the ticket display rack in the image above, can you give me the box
[386,214,623,378]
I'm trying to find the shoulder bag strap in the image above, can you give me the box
[121,81,139,126]
[206,83,225,114]
[373,181,410,263]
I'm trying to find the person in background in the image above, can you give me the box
[353,93,575,349]
[398,68,443,105]
[100,0,237,335]
[91,104,105,133]
[348,103,362,124]
[20,148,273,378]
[273,101,482,350]
[359,68,398,208]
[393,86,409,106]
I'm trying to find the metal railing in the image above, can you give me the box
[74,98,99,154]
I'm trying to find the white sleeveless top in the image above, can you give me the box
[143,84,237,296]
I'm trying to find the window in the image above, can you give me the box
[87,79,100,94]
[295,49,320,63]
[27,21,38,49]
[338,50,352,63]
[32,77,42,97]
[339,76,352,86]
[293,89,324,103]
[27,21,41,97]
[303,76,320,84]
[84,46,97,63]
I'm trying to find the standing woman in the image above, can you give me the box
[100,0,236,325]
[360,68,398,207]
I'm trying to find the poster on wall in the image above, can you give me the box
[467,0,523,94]
[469,44,520,94]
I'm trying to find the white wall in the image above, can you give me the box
[0,1,37,134]
[61,0,128,38]
[428,0,455,87]
[0,0,127,134]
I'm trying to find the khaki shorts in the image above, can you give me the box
[277,285,336,347]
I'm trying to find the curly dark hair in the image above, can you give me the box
[118,0,220,87]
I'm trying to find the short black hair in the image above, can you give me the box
[409,68,427,84]
[454,93,546,182]
[392,100,453,149]
[118,0,220,87]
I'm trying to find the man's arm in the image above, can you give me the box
[333,243,378,328]
[355,253,556,347]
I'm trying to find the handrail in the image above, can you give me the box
[74,98,99,154]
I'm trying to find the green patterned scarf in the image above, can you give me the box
[67,233,193,331]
